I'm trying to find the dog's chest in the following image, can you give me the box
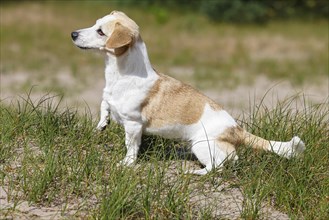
[103,73,157,124]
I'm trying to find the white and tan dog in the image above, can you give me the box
[71,11,305,175]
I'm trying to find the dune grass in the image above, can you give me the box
[0,92,328,219]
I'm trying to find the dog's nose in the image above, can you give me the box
[71,31,79,41]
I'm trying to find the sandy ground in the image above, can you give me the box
[0,186,92,219]
[205,75,328,118]
[1,161,290,219]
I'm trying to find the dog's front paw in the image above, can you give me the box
[118,157,135,167]
[96,121,108,131]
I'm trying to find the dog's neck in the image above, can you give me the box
[105,36,157,79]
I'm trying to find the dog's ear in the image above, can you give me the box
[106,23,133,49]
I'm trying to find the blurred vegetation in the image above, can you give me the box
[2,0,328,23]
[118,0,328,23]
[0,1,327,99]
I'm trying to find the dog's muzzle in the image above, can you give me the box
[71,31,79,41]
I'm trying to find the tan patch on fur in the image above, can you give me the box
[102,11,140,56]
[218,126,270,150]
[217,141,237,155]
[218,126,244,146]
[141,74,222,128]
[243,132,270,150]
[113,45,130,56]
[109,11,139,36]
[106,23,133,49]
[208,99,222,111]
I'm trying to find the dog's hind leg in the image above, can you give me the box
[186,140,237,175]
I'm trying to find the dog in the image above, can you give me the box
[71,11,306,175]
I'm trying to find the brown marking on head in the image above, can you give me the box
[102,11,140,56]
[141,74,223,128]
[105,23,133,56]
[106,23,133,48]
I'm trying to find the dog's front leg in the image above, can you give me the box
[96,100,110,131]
[119,121,143,166]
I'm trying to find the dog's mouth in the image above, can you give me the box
[77,46,94,50]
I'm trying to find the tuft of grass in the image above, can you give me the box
[1,92,328,219]
[236,95,329,219]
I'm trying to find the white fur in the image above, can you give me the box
[270,136,306,158]
[144,104,236,140]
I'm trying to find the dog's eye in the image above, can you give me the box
[97,28,105,36]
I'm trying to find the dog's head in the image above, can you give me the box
[71,11,139,56]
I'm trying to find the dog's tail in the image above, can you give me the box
[241,130,306,158]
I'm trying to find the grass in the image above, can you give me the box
[1,91,328,219]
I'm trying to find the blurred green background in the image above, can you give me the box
[1,0,328,114]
